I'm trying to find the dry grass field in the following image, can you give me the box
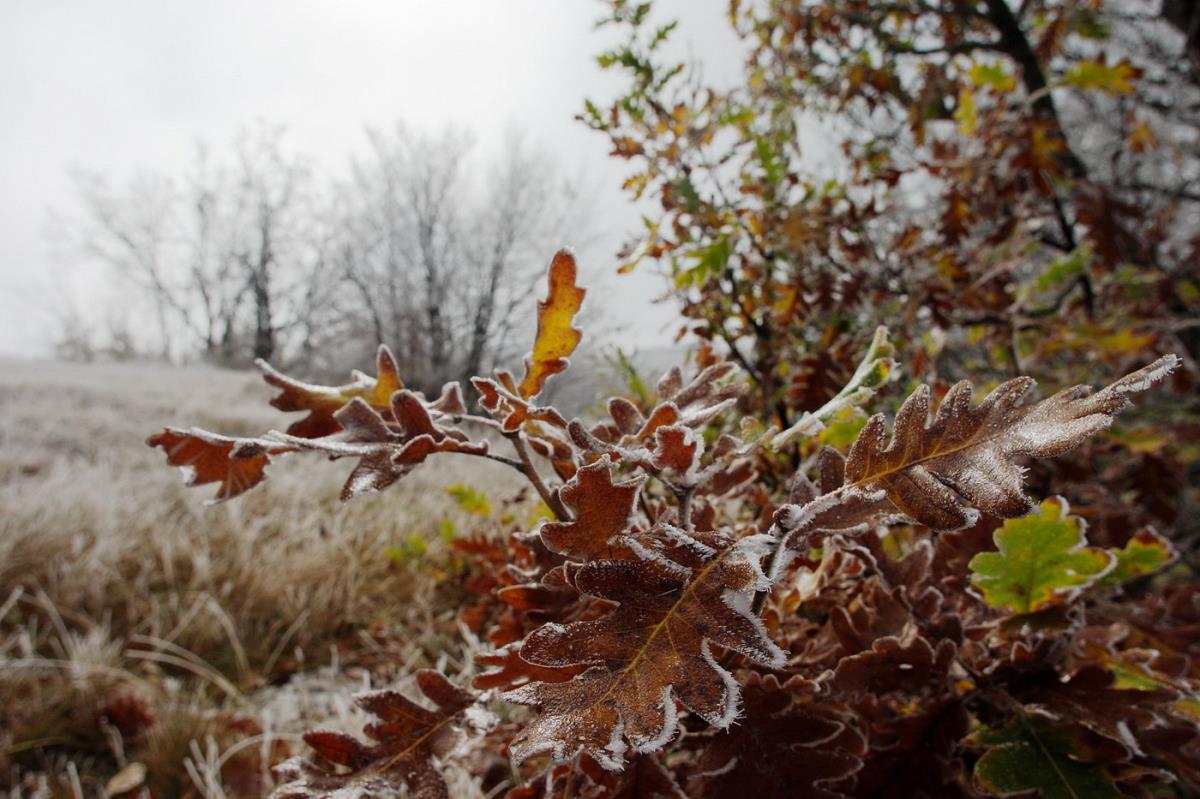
[0,358,525,797]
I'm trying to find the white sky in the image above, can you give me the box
[0,0,742,358]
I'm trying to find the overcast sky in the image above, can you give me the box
[0,1,742,358]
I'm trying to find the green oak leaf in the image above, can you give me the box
[1034,246,1090,294]
[969,497,1113,614]
[1097,527,1174,588]
[971,716,1121,799]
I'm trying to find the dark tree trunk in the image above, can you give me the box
[251,215,275,362]
[1164,0,1200,64]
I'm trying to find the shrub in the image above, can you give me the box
[151,250,1198,798]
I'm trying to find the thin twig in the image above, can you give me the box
[677,486,695,532]
[508,432,571,521]
[478,451,526,471]
[751,522,788,618]
[452,413,506,432]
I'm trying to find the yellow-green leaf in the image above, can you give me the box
[1108,660,1167,692]
[676,236,731,289]
[1061,59,1139,94]
[970,62,1016,92]
[819,406,868,450]
[969,497,1113,614]
[1098,528,1174,588]
[528,500,556,526]
[1033,246,1090,294]
[447,484,492,516]
[1108,426,1170,454]
[955,86,978,135]
[1094,328,1155,355]
[386,533,429,562]
[1108,422,1166,453]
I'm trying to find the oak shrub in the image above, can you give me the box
[152,249,1199,798]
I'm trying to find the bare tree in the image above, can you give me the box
[461,130,580,381]
[57,121,587,376]
[332,124,472,382]
[70,170,181,359]
[333,123,586,391]
[63,126,326,366]
[230,126,312,362]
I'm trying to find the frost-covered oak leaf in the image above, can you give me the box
[272,670,480,799]
[842,355,1179,529]
[507,528,785,770]
[539,457,645,562]
[472,375,569,433]
[265,394,489,501]
[147,428,294,502]
[518,249,586,400]
[969,497,1112,615]
[649,425,704,484]
[153,385,488,503]
[259,344,404,439]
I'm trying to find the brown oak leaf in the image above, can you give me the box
[506,529,785,770]
[689,673,865,799]
[154,357,484,502]
[272,670,478,799]
[1018,664,1178,758]
[473,375,569,433]
[267,394,488,500]
[839,355,1180,529]
[829,628,957,695]
[473,642,585,692]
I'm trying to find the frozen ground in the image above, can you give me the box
[0,357,521,796]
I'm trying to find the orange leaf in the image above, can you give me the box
[260,344,403,439]
[147,428,293,502]
[519,250,586,399]
[1129,119,1157,153]
[473,376,569,433]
